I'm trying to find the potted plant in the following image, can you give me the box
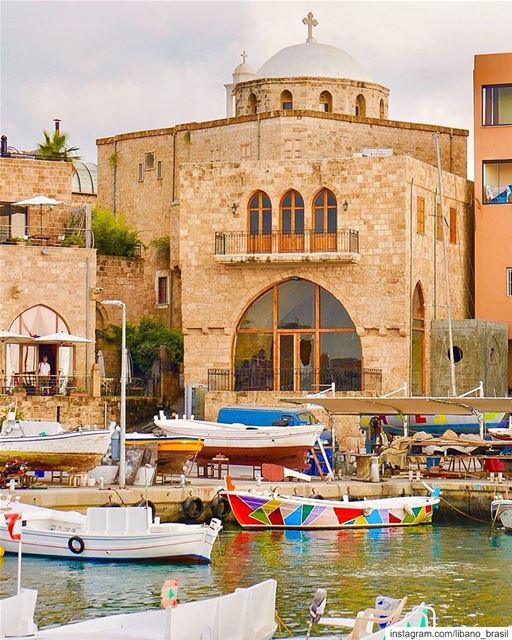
[11,385,27,398]
[9,237,26,246]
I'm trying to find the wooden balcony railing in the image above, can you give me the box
[214,229,359,256]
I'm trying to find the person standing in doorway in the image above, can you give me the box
[38,355,51,392]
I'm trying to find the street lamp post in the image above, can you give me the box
[102,299,126,488]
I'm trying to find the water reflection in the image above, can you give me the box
[0,524,511,634]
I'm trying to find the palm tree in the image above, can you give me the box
[36,130,80,161]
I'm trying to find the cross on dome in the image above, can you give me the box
[241,50,248,63]
[302,11,318,42]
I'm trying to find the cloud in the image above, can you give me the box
[2,0,512,177]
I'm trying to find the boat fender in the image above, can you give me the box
[102,500,121,508]
[135,499,157,522]
[68,535,85,555]
[182,496,204,520]
[311,494,325,500]
[210,495,230,520]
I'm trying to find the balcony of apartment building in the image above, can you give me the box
[207,366,382,393]
[214,228,360,265]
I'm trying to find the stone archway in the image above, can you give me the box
[411,283,425,395]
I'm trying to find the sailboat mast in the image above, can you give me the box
[434,132,457,397]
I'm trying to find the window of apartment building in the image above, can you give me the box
[156,274,169,306]
[157,160,163,179]
[416,196,425,234]
[483,160,512,204]
[137,163,144,182]
[507,268,512,296]
[483,85,512,126]
[145,152,155,171]
[449,207,457,244]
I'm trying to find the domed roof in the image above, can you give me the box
[234,62,255,76]
[72,160,97,194]
[256,41,373,83]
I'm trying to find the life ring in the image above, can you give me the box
[135,499,157,522]
[182,496,204,520]
[68,535,85,555]
[210,495,230,520]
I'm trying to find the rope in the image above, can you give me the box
[274,611,294,638]
[438,495,488,524]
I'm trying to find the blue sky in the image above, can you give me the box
[2,1,512,176]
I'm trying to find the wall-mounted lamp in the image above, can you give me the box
[342,200,349,212]
[231,202,239,217]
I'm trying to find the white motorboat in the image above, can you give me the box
[0,413,112,472]
[0,580,277,640]
[491,498,512,529]
[0,499,222,563]
[155,413,322,469]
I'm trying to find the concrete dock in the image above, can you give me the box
[6,476,510,523]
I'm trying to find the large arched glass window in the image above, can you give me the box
[234,279,361,392]
[312,188,337,251]
[411,283,425,395]
[279,190,304,252]
[6,305,73,389]
[281,90,293,110]
[248,191,272,253]
[355,94,366,117]
[320,91,332,113]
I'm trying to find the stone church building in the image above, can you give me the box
[96,13,474,415]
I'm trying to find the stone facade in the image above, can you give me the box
[430,320,508,396]
[233,77,389,118]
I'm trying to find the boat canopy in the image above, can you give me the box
[284,396,512,415]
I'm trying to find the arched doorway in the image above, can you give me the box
[234,279,362,392]
[411,283,425,395]
[7,305,72,390]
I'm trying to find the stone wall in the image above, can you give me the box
[178,155,472,393]
[234,77,389,118]
[430,320,508,396]
[0,245,97,381]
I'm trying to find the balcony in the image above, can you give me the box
[0,224,93,248]
[214,229,360,265]
[207,367,382,393]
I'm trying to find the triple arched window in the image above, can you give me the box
[247,188,338,252]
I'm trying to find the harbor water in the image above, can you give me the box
[0,523,510,635]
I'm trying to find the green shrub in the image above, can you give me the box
[92,206,141,257]
[97,318,183,377]
[62,234,85,247]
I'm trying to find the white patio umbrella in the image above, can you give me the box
[96,349,106,377]
[13,195,64,237]
[35,331,93,392]
[0,330,34,377]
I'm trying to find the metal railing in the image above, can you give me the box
[214,229,359,256]
[100,377,148,397]
[1,374,90,397]
[0,225,91,248]
[207,367,382,393]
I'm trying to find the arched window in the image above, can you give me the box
[411,283,425,395]
[248,191,272,253]
[312,188,337,251]
[355,94,366,117]
[281,90,293,110]
[248,93,257,115]
[320,91,332,113]
[379,98,385,119]
[6,305,74,386]
[234,279,361,392]
[280,190,304,251]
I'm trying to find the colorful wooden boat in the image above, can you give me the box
[225,489,439,530]
[125,434,203,474]
[361,412,509,436]
[154,415,322,468]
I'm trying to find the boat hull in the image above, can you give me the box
[126,436,203,474]
[491,499,512,529]
[155,418,322,468]
[226,491,438,530]
[0,522,220,563]
[361,413,509,436]
[0,430,112,472]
